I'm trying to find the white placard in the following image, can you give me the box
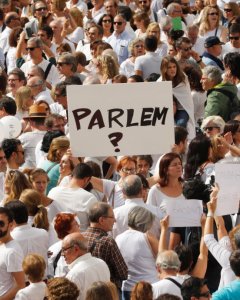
[215,163,240,216]
[166,199,203,227]
[67,82,174,157]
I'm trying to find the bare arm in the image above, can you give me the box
[215,216,228,241]
[16,31,26,59]
[190,214,208,278]
[104,156,118,179]
[147,174,159,188]
[146,231,159,257]
[159,215,169,252]
[0,272,25,300]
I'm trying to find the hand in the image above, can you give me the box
[223,131,233,145]
[190,49,201,62]
[200,213,206,229]
[160,215,169,230]
[207,195,217,214]
[210,183,219,199]
[19,30,26,42]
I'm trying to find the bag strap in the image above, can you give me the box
[44,62,53,80]
[108,185,115,208]
[165,277,182,289]
[46,162,58,173]
[53,250,62,274]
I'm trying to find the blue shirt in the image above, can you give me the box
[213,280,240,300]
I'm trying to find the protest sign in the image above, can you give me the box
[67,82,174,157]
[166,199,203,227]
[215,163,240,216]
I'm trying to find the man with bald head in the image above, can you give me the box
[62,232,110,300]
[27,75,53,105]
[113,175,163,239]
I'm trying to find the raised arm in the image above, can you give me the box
[90,176,104,193]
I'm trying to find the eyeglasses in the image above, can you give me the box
[198,291,211,298]
[208,12,219,16]
[26,47,38,51]
[102,19,112,23]
[35,7,47,11]
[54,92,65,97]
[134,44,144,48]
[102,215,115,219]
[114,21,123,25]
[121,168,136,174]
[61,244,74,253]
[8,78,19,82]
[182,46,192,51]
[16,150,24,155]
[57,62,70,66]
[0,220,6,227]
[203,126,220,131]
[28,84,42,88]
[224,8,232,12]
[139,0,147,3]
[229,36,240,40]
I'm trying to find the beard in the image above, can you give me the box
[0,229,8,238]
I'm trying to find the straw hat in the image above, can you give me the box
[23,104,47,119]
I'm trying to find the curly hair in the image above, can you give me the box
[54,212,75,239]
[97,54,119,79]
[48,277,80,300]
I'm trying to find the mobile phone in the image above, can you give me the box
[25,28,33,39]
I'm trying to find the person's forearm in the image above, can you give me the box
[215,216,228,240]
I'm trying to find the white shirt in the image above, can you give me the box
[34,90,54,105]
[21,59,60,86]
[48,186,98,231]
[0,26,11,54]
[113,198,163,239]
[67,253,110,300]
[0,240,23,297]
[15,282,46,300]
[152,276,184,299]
[134,52,162,80]
[67,0,88,16]
[19,130,47,169]
[10,224,49,267]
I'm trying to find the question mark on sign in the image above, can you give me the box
[108,132,123,152]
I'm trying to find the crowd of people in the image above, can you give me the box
[1,0,240,299]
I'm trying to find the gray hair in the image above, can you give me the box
[156,250,181,270]
[187,24,199,33]
[202,66,222,85]
[201,116,225,133]
[28,37,43,48]
[58,53,77,73]
[29,65,45,80]
[128,206,155,233]
[166,3,181,15]
[69,238,88,251]
[122,175,142,198]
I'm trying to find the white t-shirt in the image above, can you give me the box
[15,282,46,300]
[0,240,23,297]
[152,276,184,299]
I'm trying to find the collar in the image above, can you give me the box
[68,252,92,269]
[12,224,31,231]
[125,198,144,205]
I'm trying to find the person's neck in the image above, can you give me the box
[32,56,43,65]
[53,36,63,45]
[40,194,52,206]
[209,23,217,30]
[0,234,13,244]
[160,270,177,279]
[7,161,20,170]
[90,223,106,231]
[68,178,82,188]
[167,178,181,188]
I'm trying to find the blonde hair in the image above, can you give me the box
[15,86,32,112]
[22,254,46,282]
[97,54,119,79]
[146,22,162,45]
[20,189,49,231]
[199,6,221,35]
[70,7,83,27]
[47,136,70,162]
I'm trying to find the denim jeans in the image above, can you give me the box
[175,110,189,128]
[122,291,131,300]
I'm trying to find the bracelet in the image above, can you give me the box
[207,212,214,217]
[197,58,202,64]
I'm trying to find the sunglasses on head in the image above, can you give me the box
[229,36,240,40]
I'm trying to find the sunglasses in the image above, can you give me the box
[183,46,192,51]
[0,220,6,227]
[114,21,123,25]
[229,36,240,40]
[203,126,220,131]
[26,47,38,51]
[35,7,47,11]
[208,12,219,16]
[57,62,70,66]
[139,0,147,3]
[198,291,211,298]
[224,8,232,12]
[135,44,144,48]
[102,19,112,23]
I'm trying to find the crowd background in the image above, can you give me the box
[1,0,240,299]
